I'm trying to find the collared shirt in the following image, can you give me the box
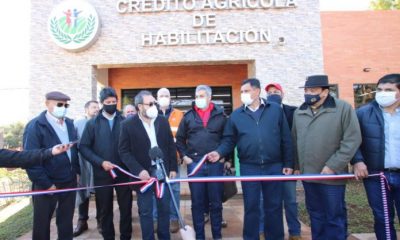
[139,114,158,148]
[46,111,71,160]
[383,107,400,168]
[245,98,265,122]
[102,111,116,130]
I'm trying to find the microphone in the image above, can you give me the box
[149,146,164,160]
[149,146,165,181]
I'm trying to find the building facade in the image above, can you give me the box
[30,0,324,117]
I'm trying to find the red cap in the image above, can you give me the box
[265,83,283,93]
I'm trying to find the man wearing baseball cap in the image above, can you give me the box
[23,91,80,240]
[292,75,361,240]
[259,83,300,240]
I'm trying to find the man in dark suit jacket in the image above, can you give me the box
[23,91,79,240]
[119,90,177,240]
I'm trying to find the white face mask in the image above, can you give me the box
[241,93,254,105]
[158,97,170,108]
[375,91,398,107]
[195,98,208,109]
[52,106,67,119]
[146,105,159,119]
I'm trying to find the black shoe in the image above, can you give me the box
[221,220,228,228]
[73,220,88,237]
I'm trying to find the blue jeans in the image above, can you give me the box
[188,161,223,240]
[259,181,301,236]
[303,182,347,240]
[153,167,181,221]
[137,186,170,240]
[364,171,400,240]
[241,162,284,240]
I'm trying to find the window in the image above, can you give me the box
[353,83,376,108]
[122,86,233,114]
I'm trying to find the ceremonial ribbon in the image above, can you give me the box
[187,155,208,177]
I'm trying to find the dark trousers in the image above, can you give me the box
[303,182,347,240]
[32,180,77,240]
[188,161,224,240]
[240,162,284,240]
[94,175,132,240]
[78,196,100,222]
[364,171,400,240]
[137,185,171,240]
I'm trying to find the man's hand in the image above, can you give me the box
[51,143,73,155]
[282,168,293,175]
[48,185,56,190]
[169,171,177,179]
[139,170,151,180]
[293,170,300,175]
[353,162,369,180]
[101,161,114,171]
[183,156,193,165]
[207,151,220,162]
[224,161,232,170]
[321,166,335,174]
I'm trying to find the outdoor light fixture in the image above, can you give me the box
[363,67,371,72]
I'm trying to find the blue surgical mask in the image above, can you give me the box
[52,106,67,119]
[267,94,282,105]
[304,94,321,106]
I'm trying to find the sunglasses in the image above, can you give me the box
[56,102,70,108]
[142,102,157,107]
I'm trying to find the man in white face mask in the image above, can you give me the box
[119,90,177,240]
[353,73,400,239]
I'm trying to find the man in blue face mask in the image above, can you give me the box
[292,75,362,240]
[265,83,301,240]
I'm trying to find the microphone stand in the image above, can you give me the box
[156,158,186,230]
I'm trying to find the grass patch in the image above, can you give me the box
[298,180,374,233]
[0,204,33,239]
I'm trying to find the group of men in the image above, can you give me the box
[1,73,397,240]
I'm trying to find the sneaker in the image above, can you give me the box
[204,213,210,224]
[170,220,180,233]
[221,219,228,228]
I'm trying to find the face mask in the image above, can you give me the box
[241,93,253,105]
[195,98,208,109]
[304,94,321,106]
[158,97,170,108]
[375,91,398,107]
[103,104,117,115]
[52,106,67,119]
[146,105,159,119]
[267,94,282,105]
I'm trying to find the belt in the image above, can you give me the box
[384,168,400,173]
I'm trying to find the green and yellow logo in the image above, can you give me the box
[48,0,100,52]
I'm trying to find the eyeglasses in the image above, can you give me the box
[142,102,157,107]
[56,102,70,108]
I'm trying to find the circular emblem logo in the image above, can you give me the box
[48,0,100,52]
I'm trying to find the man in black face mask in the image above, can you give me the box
[292,75,361,240]
[80,87,133,240]
[265,83,301,240]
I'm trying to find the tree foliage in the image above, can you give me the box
[370,0,400,10]
[1,122,25,149]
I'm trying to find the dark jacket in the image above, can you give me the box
[217,99,293,167]
[282,104,297,130]
[79,111,127,179]
[352,100,385,171]
[23,111,79,189]
[0,148,52,168]
[176,104,227,161]
[119,114,177,189]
